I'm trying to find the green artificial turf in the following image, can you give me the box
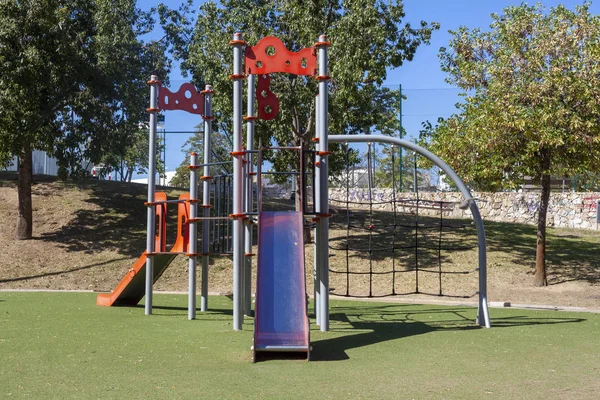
[1,292,598,399]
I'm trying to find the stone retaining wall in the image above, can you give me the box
[328,189,600,230]
[262,185,600,230]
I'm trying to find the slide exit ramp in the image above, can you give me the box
[96,193,189,307]
[253,211,310,361]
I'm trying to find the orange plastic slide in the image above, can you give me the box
[96,193,190,306]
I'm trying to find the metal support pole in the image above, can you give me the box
[201,85,214,312]
[471,204,490,328]
[413,152,418,193]
[244,74,256,317]
[188,152,198,320]
[145,75,159,315]
[231,33,245,330]
[317,35,330,332]
[313,94,321,326]
[162,129,167,185]
[241,146,248,310]
[398,84,403,192]
[367,142,373,189]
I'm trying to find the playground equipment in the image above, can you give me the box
[97,33,490,362]
[254,210,309,357]
[329,142,478,298]
[230,33,331,359]
[97,193,190,306]
[97,80,216,321]
[327,136,490,328]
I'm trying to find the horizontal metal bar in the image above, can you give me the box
[262,146,302,151]
[162,130,201,134]
[189,216,232,221]
[261,171,300,175]
[151,199,187,205]
[197,161,233,167]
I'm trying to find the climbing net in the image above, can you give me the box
[328,142,480,298]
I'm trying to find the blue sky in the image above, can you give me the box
[138,0,599,175]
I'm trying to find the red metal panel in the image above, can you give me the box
[245,36,317,76]
[256,74,280,121]
[158,83,205,115]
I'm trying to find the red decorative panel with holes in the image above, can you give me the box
[245,36,317,76]
[256,74,280,120]
[158,83,205,115]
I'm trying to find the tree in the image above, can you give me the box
[423,3,600,286]
[372,145,433,190]
[160,0,439,205]
[97,127,166,183]
[0,0,169,239]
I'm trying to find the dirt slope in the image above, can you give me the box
[1,173,599,310]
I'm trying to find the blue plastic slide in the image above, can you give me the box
[253,211,310,360]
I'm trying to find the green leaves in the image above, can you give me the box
[0,0,171,176]
[429,3,600,190]
[160,0,437,176]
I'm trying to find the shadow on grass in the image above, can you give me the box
[311,303,586,361]
[0,257,130,283]
[312,317,435,361]
[483,220,600,285]
[36,178,184,258]
[254,351,309,363]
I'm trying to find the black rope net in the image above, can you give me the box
[328,142,479,299]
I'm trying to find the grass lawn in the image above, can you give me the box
[1,292,599,399]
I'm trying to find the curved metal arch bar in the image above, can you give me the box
[328,134,491,328]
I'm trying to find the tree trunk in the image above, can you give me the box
[16,144,33,240]
[127,166,134,182]
[534,152,551,287]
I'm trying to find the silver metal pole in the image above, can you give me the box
[244,74,256,317]
[329,134,491,328]
[471,204,490,328]
[413,152,418,192]
[145,75,159,315]
[231,32,245,330]
[162,129,167,185]
[188,152,198,320]
[241,138,248,313]
[317,35,330,332]
[201,85,214,312]
[313,93,321,326]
